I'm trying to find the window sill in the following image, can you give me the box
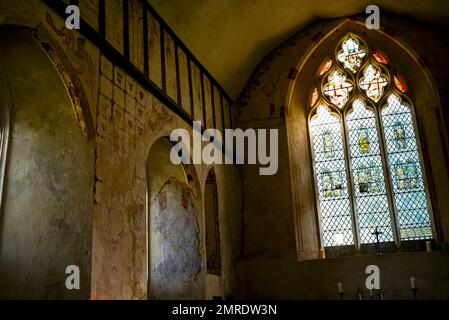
[322,239,436,259]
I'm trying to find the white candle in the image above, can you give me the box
[358,292,362,300]
[337,282,343,293]
[426,241,432,252]
[410,276,416,289]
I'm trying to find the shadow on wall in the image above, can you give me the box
[146,138,204,299]
[0,29,94,299]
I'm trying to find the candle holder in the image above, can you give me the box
[338,292,344,300]
[376,290,383,300]
[411,288,417,300]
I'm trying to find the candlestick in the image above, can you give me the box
[411,288,417,300]
[319,248,326,259]
[369,289,373,300]
[357,292,363,300]
[426,241,432,252]
[377,290,383,300]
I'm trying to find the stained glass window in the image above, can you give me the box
[359,64,388,102]
[310,88,319,107]
[346,99,393,243]
[323,70,353,109]
[394,74,408,93]
[310,105,354,246]
[319,58,333,76]
[373,51,388,65]
[381,94,432,240]
[337,36,366,73]
[309,34,433,251]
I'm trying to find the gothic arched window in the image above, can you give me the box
[309,34,433,251]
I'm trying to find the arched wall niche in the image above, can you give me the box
[201,163,238,300]
[203,167,226,299]
[146,137,205,299]
[204,167,221,273]
[0,23,95,139]
[286,19,449,261]
[0,28,94,299]
[141,122,237,300]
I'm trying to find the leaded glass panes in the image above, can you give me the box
[359,64,388,102]
[394,74,408,93]
[346,99,394,243]
[323,70,353,109]
[309,34,433,250]
[310,87,319,107]
[381,94,432,241]
[319,58,333,76]
[337,36,366,73]
[373,51,388,65]
[310,105,354,247]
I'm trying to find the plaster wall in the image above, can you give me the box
[0,0,241,299]
[0,29,94,299]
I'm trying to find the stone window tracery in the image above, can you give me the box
[309,34,433,248]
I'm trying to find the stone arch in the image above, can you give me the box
[203,166,226,299]
[0,28,94,298]
[146,136,204,299]
[285,18,449,260]
[0,22,95,139]
[203,167,221,274]
[0,59,12,207]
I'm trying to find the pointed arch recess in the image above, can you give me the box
[285,19,448,261]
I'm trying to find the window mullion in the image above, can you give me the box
[376,99,401,247]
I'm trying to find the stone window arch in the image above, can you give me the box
[309,34,434,257]
[0,61,11,207]
[286,22,449,260]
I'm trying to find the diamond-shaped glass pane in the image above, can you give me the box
[311,105,354,247]
[346,99,394,243]
[381,94,432,241]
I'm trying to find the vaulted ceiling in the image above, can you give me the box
[149,0,449,98]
